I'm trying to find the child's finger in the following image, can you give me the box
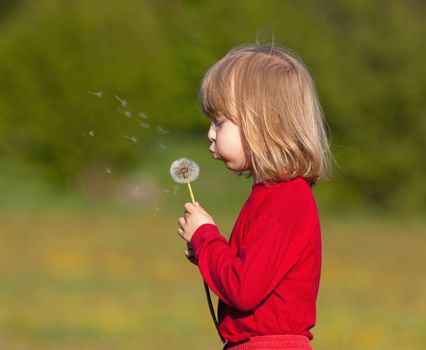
[177,227,186,241]
[178,217,186,226]
[195,202,208,214]
[199,208,212,220]
[185,250,196,264]
[184,202,196,213]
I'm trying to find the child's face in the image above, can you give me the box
[207,115,251,172]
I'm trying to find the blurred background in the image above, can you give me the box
[0,0,425,349]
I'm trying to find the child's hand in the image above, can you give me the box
[177,202,215,243]
[185,242,196,265]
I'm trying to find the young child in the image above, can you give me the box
[176,43,331,350]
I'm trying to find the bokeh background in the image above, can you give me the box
[0,0,425,349]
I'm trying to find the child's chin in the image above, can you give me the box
[225,162,244,172]
[224,162,234,170]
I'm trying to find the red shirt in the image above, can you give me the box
[190,176,322,344]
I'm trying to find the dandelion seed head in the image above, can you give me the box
[170,157,200,184]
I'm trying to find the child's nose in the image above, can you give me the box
[207,125,216,142]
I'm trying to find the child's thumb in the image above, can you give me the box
[195,202,205,210]
[195,202,209,215]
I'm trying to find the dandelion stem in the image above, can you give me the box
[187,182,195,203]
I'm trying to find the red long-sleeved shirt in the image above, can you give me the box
[190,176,322,345]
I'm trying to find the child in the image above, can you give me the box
[176,43,331,350]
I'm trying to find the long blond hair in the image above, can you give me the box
[199,44,332,185]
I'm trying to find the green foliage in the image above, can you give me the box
[0,0,424,210]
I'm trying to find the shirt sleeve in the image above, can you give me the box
[190,214,305,312]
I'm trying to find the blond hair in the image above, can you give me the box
[199,43,332,185]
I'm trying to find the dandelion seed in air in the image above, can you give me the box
[163,188,170,194]
[82,130,95,137]
[123,135,139,143]
[106,168,112,175]
[170,157,199,203]
[114,94,128,108]
[138,112,149,119]
[88,91,103,98]
[157,125,170,135]
[158,142,166,150]
[153,205,162,216]
[140,122,150,129]
[173,185,179,195]
[124,110,132,118]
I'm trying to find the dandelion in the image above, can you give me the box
[170,157,220,339]
[169,157,199,203]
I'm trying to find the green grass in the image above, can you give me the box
[0,135,425,349]
[0,211,425,349]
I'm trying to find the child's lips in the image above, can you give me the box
[209,145,222,160]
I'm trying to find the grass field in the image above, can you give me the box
[0,210,425,350]
[0,135,425,349]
